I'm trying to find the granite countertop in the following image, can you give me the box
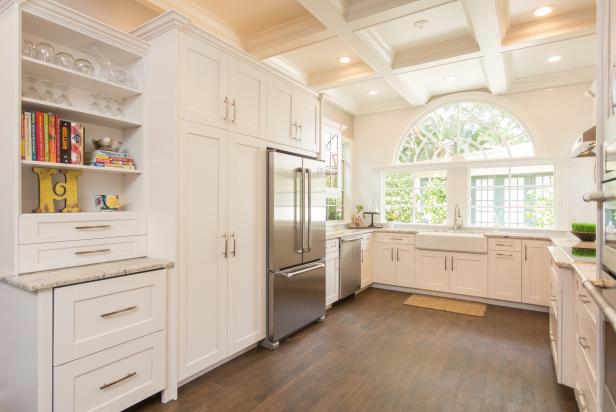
[548,236,596,281]
[326,227,418,240]
[0,257,175,292]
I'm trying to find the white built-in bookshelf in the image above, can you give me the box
[0,0,150,274]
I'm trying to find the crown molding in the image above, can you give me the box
[264,56,308,85]
[0,0,22,16]
[309,61,376,89]
[130,10,190,40]
[22,0,149,57]
[392,36,480,72]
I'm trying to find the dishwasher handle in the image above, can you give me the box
[341,236,363,243]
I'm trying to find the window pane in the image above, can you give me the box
[326,196,343,221]
[384,170,447,224]
[469,165,554,228]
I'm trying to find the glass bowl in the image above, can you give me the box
[34,42,55,63]
[54,52,75,70]
[74,58,95,76]
[22,40,36,58]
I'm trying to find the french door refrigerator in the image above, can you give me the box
[263,149,326,349]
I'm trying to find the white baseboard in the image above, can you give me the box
[369,283,549,313]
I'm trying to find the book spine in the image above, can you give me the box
[20,112,25,160]
[70,123,83,165]
[56,115,61,164]
[60,121,70,164]
[49,114,56,163]
[43,113,49,162]
[36,112,44,162]
[30,112,36,161]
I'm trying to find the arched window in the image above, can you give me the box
[397,101,533,164]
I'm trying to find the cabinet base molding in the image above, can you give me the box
[178,343,258,388]
[370,284,549,313]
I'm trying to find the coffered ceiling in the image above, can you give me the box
[139,0,596,115]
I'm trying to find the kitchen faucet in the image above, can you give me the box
[454,204,463,230]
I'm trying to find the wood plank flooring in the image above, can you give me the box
[131,288,577,412]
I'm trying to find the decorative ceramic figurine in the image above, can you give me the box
[351,204,365,227]
[95,194,125,211]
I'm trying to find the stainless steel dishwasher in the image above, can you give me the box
[340,236,362,299]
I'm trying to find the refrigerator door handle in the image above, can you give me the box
[295,168,304,254]
[305,168,312,252]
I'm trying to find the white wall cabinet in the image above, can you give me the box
[522,240,551,306]
[488,250,522,302]
[450,252,487,297]
[414,249,450,293]
[178,122,266,380]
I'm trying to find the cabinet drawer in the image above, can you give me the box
[576,293,598,383]
[19,235,147,273]
[54,331,166,412]
[374,233,415,244]
[19,212,146,244]
[576,277,600,325]
[488,238,521,252]
[576,344,598,412]
[326,239,339,254]
[54,270,166,365]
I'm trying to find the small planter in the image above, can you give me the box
[572,231,596,242]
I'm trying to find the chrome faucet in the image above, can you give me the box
[454,204,463,230]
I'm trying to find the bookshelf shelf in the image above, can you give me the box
[22,57,142,99]
[21,160,142,175]
[22,98,142,130]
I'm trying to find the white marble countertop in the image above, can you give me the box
[548,237,596,281]
[0,257,175,292]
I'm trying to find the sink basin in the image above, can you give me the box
[416,231,487,253]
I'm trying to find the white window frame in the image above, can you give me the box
[322,119,348,223]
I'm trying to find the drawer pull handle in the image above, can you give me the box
[496,253,513,257]
[578,336,590,350]
[578,293,591,304]
[99,372,137,390]
[74,225,112,230]
[495,243,512,246]
[100,305,137,318]
[390,237,404,241]
[75,248,111,255]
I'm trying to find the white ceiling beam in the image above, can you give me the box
[297,0,429,106]
[462,0,509,94]
[309,62,376,89]
[508,66,595,94]
[345,0,455,31]
[244,15,334,59]
[502,7,595,52]
[392,36,481,72]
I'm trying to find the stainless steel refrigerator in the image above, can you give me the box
[263,149,326,349]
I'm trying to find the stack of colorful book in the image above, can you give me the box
[88,150,136,170]
[20,111,84,165]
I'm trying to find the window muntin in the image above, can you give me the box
[383,170,447,224]
[470,165,554,228]
[398,102,533,164]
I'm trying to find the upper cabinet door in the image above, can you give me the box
[296,92,319,153]
[267,78,295,145]
[229,59,267,139]
[180,34,229,129]
[522,240,551,306]
[227,133,267,354]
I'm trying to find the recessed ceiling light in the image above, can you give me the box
[414,19,429,29]
[368,90,379,96]
[545,88,554,92]
[547,55,562,63]
[445,75,456,82]
[338,56,351,64]
[534,6,553,17]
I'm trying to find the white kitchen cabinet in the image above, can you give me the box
[375,243,396,285]
[360,235,373,288]
[296,91,319,152]
[229,59,267,138]
[177,122,266,380]
[450,252,487,297]
[522,240,551,306]
[395,245,415,288]
[414,249,450,293]
[326,255,340,306]
[488,250,522,302]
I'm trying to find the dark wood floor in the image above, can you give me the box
[131,288,577,412]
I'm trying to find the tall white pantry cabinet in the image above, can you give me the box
[132,12,321,383]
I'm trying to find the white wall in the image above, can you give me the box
[353,83,597,229]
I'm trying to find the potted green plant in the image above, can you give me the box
[571,222,596,242]
[351,204,365,228]
[384,209,397,229]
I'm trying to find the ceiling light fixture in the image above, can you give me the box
[368,90,379,96]
[338,56,351,64]
[547,55,562,63]
[533,6,553,17]
[445,75,456,82]
[414,19,429,29]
